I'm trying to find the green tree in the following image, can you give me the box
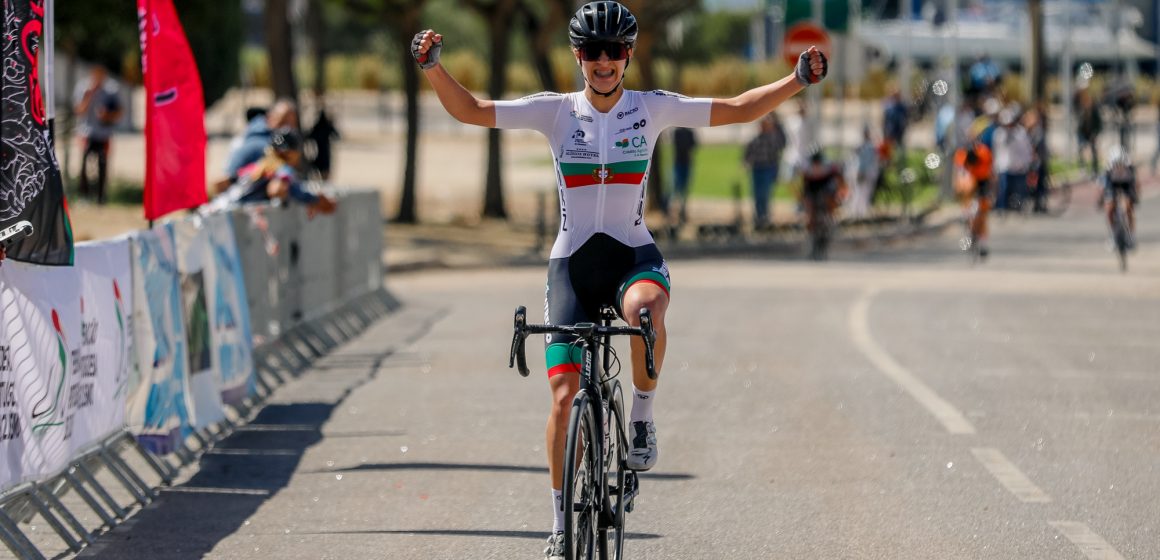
[466,0,521,220]
[57,0,241,108]
[341,0,427,223]
[621,0,700,212]
[264,0,298,106]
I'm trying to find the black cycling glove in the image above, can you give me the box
[795,49,828,86]
[411,30,442,70]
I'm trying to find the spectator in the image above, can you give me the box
[306,102,341,181]
[224,98,299,180]
[784,100,815,173]
[669,127,696,226]
[210,128,336,217]
[744,113,787,229]
[992,108,1033,212]
[73,65,122,205]
[1023,103,1050,213]
[968,54,1002,97]
[851,126,879,219]
[883,89,909,164]
[1076,89,1102,176]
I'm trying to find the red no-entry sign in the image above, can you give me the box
[783,23,831,67]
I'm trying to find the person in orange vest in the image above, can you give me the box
[953,139,994,258]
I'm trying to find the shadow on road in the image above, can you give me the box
[79,402,341,559]
[309,461,697,482]
[298,528,663,540]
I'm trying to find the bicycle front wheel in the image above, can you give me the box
[564,392,599,560]
[601,382,628,560]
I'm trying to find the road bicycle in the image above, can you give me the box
[1108,192,1132,272]
[509,305,658,560]
[958,199,984,265]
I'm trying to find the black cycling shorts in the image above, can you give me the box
[543,233,670,377]
[1105,180,1138,204]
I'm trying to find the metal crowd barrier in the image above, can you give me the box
[0,190,396,559]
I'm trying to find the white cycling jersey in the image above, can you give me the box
[495,89,712,258]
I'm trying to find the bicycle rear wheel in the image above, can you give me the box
[564,392,599,560]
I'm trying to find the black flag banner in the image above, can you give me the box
[1,0,73,265]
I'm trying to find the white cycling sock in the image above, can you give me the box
[552,488,564,533]
[631,386,656,423]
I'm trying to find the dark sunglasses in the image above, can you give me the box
[578,41,630,61]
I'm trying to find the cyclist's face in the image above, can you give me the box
[574,44,631,90]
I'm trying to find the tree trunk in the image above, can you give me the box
[308,0,327,99]
[478,0,519,219]
[1028,0,1045,104]
[393,8,422,223]
[520,0,565,92]
[264,0,298,105]
[633,30,667,214]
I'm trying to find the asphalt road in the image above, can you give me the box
[76,184,1158,559]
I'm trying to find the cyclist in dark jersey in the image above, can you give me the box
[1101,147,1138,249]
[413,3,827,556]
[799,147,846,237]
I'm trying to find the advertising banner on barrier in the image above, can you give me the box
[127,224,193,455]
[0,238,132,491]
[172,218,225,429]
[204,213,255,406]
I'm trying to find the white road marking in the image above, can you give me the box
[1049,521,1126,560]
[848,289,976,434]
[970,448,1051,503]
[162,486,271,496]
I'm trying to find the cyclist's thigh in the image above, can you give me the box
[615,245,671,319]
[545,234,638,377]
[545,258,588,378]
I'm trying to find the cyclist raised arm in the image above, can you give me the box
[413,3,826,557]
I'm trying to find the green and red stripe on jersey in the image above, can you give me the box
[546,342,585,378]
[559,160,649,189]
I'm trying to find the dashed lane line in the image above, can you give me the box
[848,288,976,435]
[1049,521,1127,560]
[970,447,1052,503]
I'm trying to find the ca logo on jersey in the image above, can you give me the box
[615,136,648,149]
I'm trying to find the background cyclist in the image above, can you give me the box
[953,136,995,258]
[412,2,827,556]
[1101,146,1138,249]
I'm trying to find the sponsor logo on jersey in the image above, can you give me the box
[571,129,592,146]
[615,136,648,149]
[521,91,563,101]
[562,148,599,160]
[615,119,647,135]
[616,106,639,119]
[570,109,594,123]
[649,89,690,99]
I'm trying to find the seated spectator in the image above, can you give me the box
[212,99,299,193]
[208,128,336,216]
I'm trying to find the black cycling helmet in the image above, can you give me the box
[569,1,638,47]
[270,127,302,153]
[806,143,824,163]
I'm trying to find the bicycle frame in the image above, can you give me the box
[508,305,656,557]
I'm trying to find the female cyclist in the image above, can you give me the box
[412,3,827,556]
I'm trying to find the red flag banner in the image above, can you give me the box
[138,0,207,221]
[1,0,74,265]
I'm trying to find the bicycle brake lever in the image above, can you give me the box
[511,306,530,377]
